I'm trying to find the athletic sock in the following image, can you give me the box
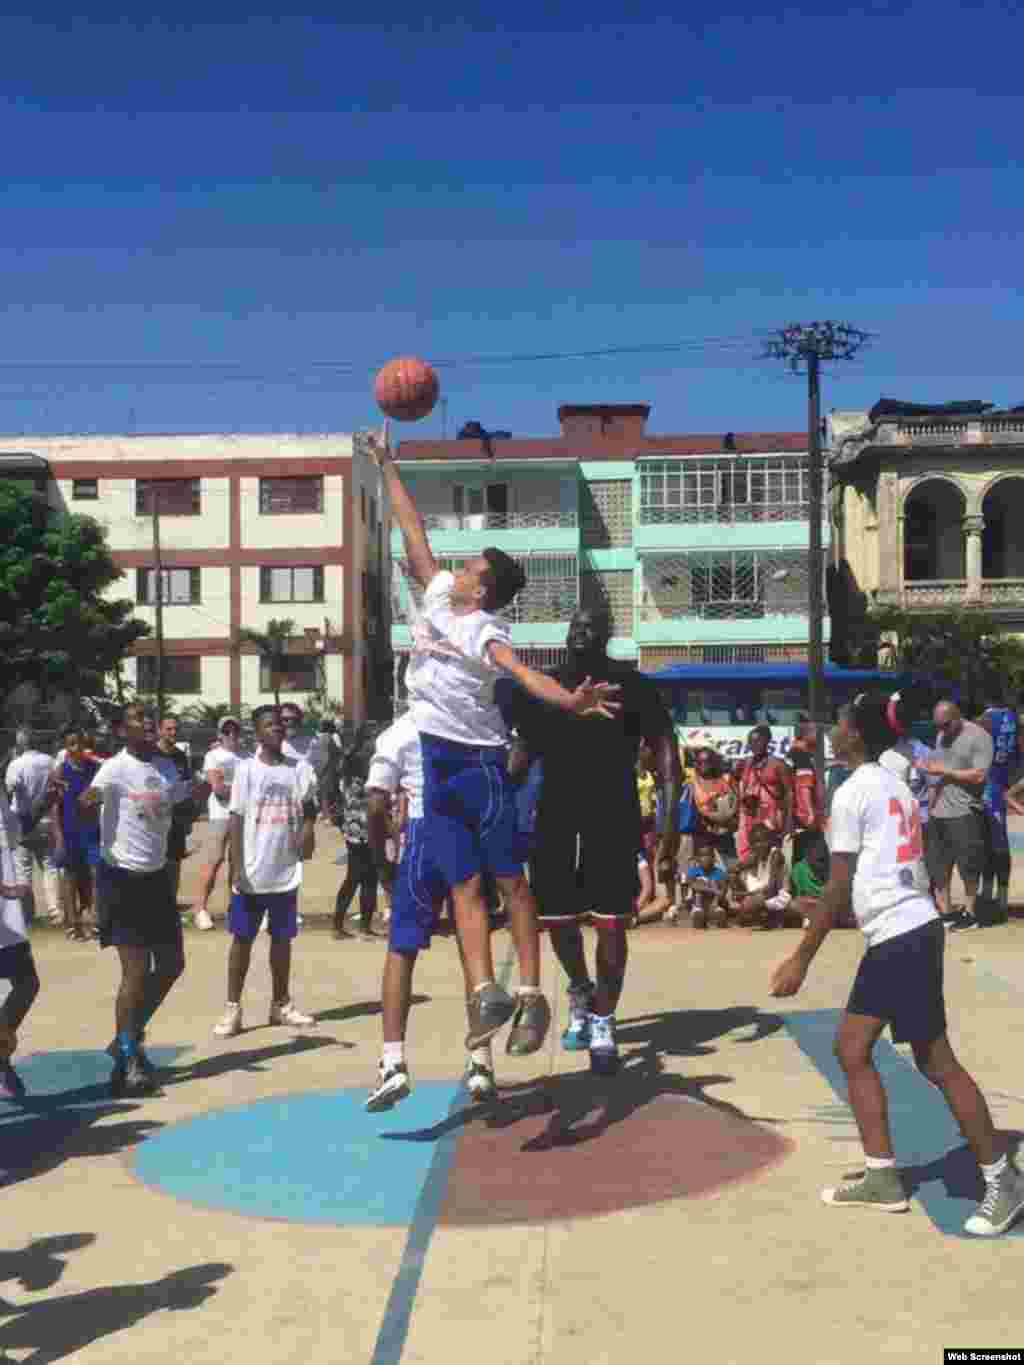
[981,1154,1008,1184]
[473,981,495,994]
[865,1155,896,1170]
[117,1031,139,1059]
[469,1045,492,1068]
[382,1042,404,1070]
[518,985,541,998]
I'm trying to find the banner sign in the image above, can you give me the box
[675,725,836,764]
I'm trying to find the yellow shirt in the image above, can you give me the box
[637,770,656,819]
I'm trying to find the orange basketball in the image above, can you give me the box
[374,356,440,422]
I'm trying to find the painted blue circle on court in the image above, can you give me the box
[133,1084,455,1226]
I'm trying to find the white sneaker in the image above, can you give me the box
[213,1003,242,1037]
[466,1060,497,1103]
[194,909,215,931]
[366,1063,410,1112]
[268,999,315,1027]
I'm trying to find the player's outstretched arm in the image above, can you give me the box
[368,435,437,589]
[650,723,683,874]
[769,852,853,996]
[487,642,621,718]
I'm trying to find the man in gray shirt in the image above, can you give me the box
[917,701,993,931]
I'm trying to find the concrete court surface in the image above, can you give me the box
[1,819,1023,1365]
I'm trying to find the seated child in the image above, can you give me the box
[727,822,792,929]
[683,842,728,929]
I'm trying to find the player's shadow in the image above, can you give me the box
[615,1004,785,1060]
[901,1129,1024,1204]
[161,1034,346,1087]
[0,1261,232,1362]
[1,1102,164,1190]
[315,996,430,1025]
[0,1236,95,1295]
[383,1045,785,1153]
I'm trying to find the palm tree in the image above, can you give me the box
[237,618,297,708]
[180,701,248,727]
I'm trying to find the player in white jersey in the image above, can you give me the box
[363,713,497,1109]
[771,691,1024,1236]
[372,435,619,1060]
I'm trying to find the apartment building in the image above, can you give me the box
[390,403,825,699]
[4,432,388,721]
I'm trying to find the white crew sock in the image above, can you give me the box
[382,1042,404,1070]
[469,1045,492,1068]
[981,1154,1008,1184]
[865,1155,896,1170]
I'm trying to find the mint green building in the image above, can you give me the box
[390,404,828,703]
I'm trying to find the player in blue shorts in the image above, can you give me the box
[364,713,500,1110]
[372,435,620,1058]
[212,706,318,1038]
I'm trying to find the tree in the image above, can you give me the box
[0,483,150,706]
[180,701,250,727]
[237,619,296,707]
[870,605,1024,713]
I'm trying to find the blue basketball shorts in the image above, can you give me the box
[389,818,448,954]
[419,732,526,889]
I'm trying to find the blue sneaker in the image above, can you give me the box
[561,986,593,1051]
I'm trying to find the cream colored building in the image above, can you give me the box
[5,432,388,721]
[828,401,1024,661]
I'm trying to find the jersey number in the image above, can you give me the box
[888,797,923,863]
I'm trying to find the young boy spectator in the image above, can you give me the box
[213,705,317,1038]
[684,842,728,929]
[729,822,792,928]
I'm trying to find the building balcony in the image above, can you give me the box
[879,579,1024,610]
[635,505,827,552]
[390,509,580,556]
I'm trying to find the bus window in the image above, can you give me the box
[756,689,805,726]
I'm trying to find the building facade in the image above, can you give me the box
[3,432,389,721]
[828,400,1024,656]
[390,404,826,706]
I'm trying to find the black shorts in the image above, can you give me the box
[530,817,639,926]
[846,918,946,1044]
[0,941,37,985]
[925,813,986,885]
[96,862,185,952]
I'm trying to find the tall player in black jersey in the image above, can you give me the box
[499,607,682,1075]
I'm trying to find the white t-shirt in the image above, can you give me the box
[5,749,56,832]
[91,749,193,874]
[202,745,243,822]
[828,762,937,948]
[0,788,27,948]
[228,753,316,894]
[367,713,424,820]
[406,570,512,747]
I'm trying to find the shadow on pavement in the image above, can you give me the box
[314,995,430,1025]
[0,1236,95,1295]
[0,1261,232,1362]
[382,1005,788,1152]
[162,1034,346,1087]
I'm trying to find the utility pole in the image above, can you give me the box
[764,322,871,786]
[151,483,166,719]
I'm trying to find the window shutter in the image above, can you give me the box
[313,566,324,601]
[190,568,201,603]
[260,567,271,601]
[136,568,146,603]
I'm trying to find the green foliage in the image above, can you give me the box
[179,701,252,726]
[0,482,150,703]
[237,618,297,707]
[870,605,1024,711]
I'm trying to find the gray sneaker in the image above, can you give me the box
[964,1165,1024,1237]
[821,1167,909,1212]
[465,983,517,1051]
[506,992,552,1056]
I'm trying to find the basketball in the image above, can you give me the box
[374,356,440,422]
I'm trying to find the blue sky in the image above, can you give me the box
[1,3,1021,438]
